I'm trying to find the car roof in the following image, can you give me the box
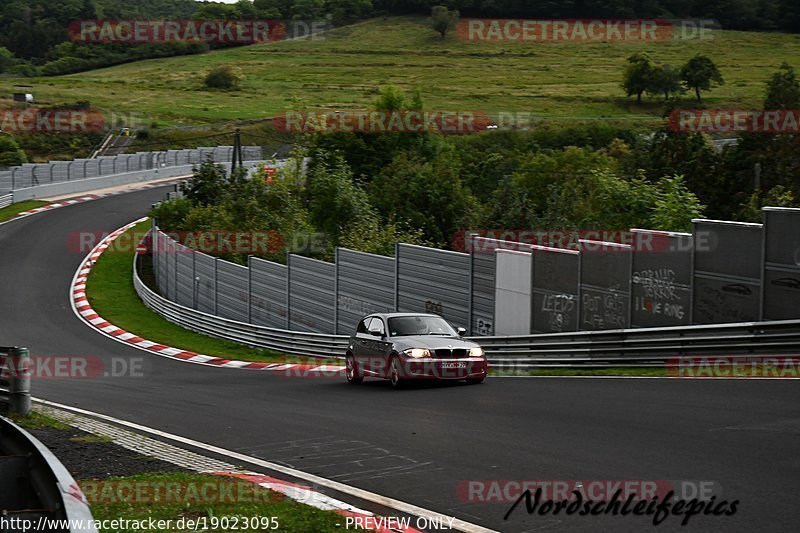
[367,312,440,320]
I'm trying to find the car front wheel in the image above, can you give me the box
[346,355,363,384]
[389,356,406,390]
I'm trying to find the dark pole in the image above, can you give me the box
[231,129,240,176]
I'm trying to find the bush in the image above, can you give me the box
[204,65,242,90]
[0,135,28,168]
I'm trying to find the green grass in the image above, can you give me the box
[86,472,344,532]
[2,17,798,127]
[8,411,71,430]
[0,200,49,223]
[86,220,337,364]
[70,434,114,443]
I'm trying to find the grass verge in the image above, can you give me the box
[86,472,344,532]
[7,411,71,430]
[86,219,338,364]
[0,200,49,223]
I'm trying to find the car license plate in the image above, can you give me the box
[441,362,466,369]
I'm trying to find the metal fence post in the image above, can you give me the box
[333,248,339,334]
[9,347,31,416]
[394,242,400,311]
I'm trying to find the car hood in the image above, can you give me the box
[392,336,479,351]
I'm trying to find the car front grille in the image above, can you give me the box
[434,348,468,358]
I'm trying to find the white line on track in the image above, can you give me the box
[33,398,498,533]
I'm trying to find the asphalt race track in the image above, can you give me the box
[0,186,798,533]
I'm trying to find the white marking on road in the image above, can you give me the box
[33,398,497,533]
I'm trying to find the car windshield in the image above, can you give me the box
[388,316,456,337]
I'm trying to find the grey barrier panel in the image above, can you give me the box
[397,243,470,329]
[470,236,534,336]
[175,244,195,308]
[216,259,250,322]
[156,231,169,298]
[531,246,580,333]
[151,229,160,289]
[630,230,693,328]
[0,146,258,194]
[249,257,288,329]
[336,248,395,334]
[288,254,336,333]
[0,194,11,209]
[579,240,632,330]
[165,237,178,302]
[762,207,800,320]
[494,249,533,335]
[194,251,217,314]
[692,220,763,324]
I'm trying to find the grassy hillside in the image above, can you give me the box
[2,17,799,127]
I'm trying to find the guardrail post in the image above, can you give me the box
[9,347,31,416]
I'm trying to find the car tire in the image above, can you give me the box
[389,356,406,390]
[466,376,485,385]
[345,354,363,384]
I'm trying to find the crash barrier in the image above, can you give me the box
[136,255,349,358]
[0,347,31,415]
[0,145,262,194]
[479,319,800,368]
[0,416,96,532]
[148,207,800,337]
[135,250,800,365]
[0,193,11,209]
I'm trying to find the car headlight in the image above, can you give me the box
[404,348,431,358]
[469,347,484,357]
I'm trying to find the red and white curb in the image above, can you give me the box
[6,179,186,222]
[217,472,424,533]
[70,217,346,375]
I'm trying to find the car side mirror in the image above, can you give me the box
[456,327,467,337]
[369,329,383,337]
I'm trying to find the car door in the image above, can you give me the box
[353,317,373,368]
[365,317,392,377]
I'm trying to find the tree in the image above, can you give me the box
[680,54,724,102]
[204,65,242,89]
[622,52,653,104]
[0,134,27,168]
[306,149,375,242]
[180,161,229,206]
[647,63,682,101]
[430,5,459,38]
[650,175,706,232]
[0,46,15,73]
[764,62,800,110]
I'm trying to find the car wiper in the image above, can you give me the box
[427,332,453,336]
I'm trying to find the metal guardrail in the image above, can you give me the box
[0,193,12,209]
[134,247,800,366]
[0,347,31,415]
[0,416,97,532]
[480,320,800,368]
[134,255,350,358]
